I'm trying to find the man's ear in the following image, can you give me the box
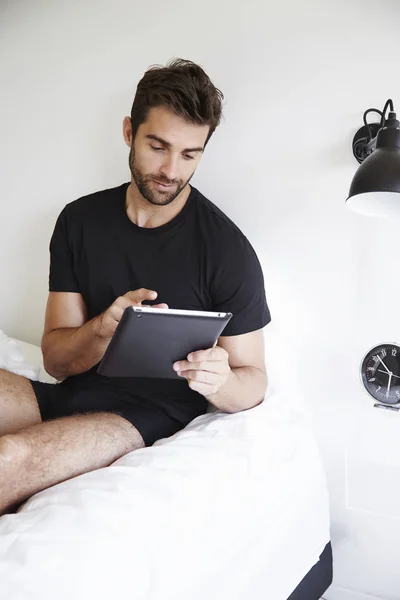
[122,116,132,147]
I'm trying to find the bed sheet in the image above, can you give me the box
[0,383,330,600]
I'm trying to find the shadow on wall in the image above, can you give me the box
[4,210,56,346]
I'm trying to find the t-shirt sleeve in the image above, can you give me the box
[211,235,271,336]
[49,207,81,293]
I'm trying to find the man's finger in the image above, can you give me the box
[178,370,219,385]
[187,347,225,363]
[185,349,212,363]
[175,360,225,374]
[125,289,158,304]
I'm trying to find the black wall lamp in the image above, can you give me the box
[347,99,400,217]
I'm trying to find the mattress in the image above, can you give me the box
[182,395,330,600]
[0,332,330,600]
[0,384,330,600]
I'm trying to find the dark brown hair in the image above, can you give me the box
[130,58,224,147]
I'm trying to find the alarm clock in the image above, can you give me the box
[361,343,400,405]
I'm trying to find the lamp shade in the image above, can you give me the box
[346,114,400,217]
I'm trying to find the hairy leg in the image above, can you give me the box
[0,369,42,436]
[0,412,145,516]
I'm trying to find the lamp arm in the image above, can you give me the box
[365,137,377,153]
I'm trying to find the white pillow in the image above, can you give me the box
[0,330,56,383]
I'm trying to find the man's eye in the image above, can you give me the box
[183,155,195,161]
[151,146,164,152]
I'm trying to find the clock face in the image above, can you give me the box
[361,343,400,404]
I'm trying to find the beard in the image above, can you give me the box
[129,145,193,207]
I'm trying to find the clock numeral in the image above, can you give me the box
[393,348,398,357]
[369,378,376,382]
[396,391,400,399]
[376,386,381,392]
[372,355,379,363]
[367,367,374,372]
[381,349,387,358]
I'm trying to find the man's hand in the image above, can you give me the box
[173,346,231,397]
[93,289,168,340]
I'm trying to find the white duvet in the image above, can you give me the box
[0,334,330,600]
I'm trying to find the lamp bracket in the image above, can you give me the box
[352,122,381,164]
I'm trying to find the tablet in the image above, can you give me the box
[97,307,233,379]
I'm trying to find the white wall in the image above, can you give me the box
[2,0,400,598]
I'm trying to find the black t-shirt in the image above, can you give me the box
[49,182,271,423]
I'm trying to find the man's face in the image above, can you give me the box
[126,106,209,206]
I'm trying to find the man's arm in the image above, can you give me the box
[173,329,267,412]
[41,292,107,380]
[42,289,168,380]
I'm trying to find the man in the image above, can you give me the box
[0,58,270,515]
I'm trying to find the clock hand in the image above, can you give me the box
[386,371,393,399]
[377,355,391,374]
[378,369,400,379]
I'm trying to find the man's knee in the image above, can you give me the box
[0,434,30,466]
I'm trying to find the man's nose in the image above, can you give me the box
[159,155,179,182]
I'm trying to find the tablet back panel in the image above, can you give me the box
[97,308,232,379]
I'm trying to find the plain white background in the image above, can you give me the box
[2,1,400,598]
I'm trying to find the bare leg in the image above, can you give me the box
[0,412,145,516]
[0,369,42,436]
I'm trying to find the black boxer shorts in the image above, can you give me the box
[29,379,187,447]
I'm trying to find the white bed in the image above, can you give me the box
[0,335,330,600]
